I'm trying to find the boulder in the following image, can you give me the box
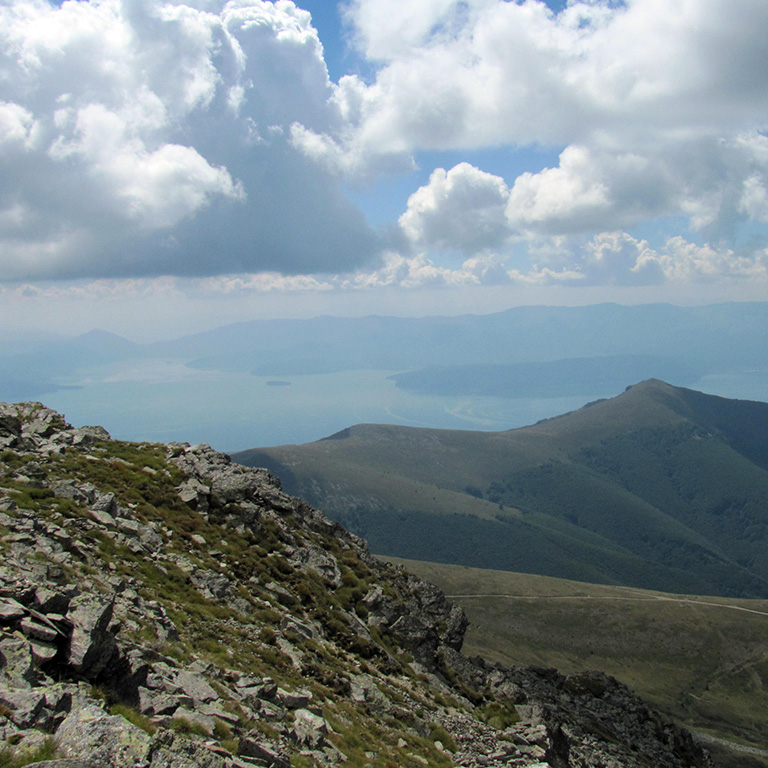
[0,598,26,622]
[66,595,117,678]
[147,730,231,768]
[290,708,328,748]
[0,414,21,438]
[237,737,291,768]
[0,633,39,686]
[277,686,312,709]
[0,687,47,728]
[56,704,151,767]
[137,686,182,717]
[172,669,219,704]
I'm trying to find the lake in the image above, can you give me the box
[35,359,768,453]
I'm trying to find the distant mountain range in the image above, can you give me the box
[3,301,768,397]
[235,380,768,598]
[162,301,768,382]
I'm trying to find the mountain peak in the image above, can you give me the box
[239,382,768,599]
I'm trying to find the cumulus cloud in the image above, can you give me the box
[5,0,768,288]
[399,163,511,253]
[577,232,768,285]
[580,232,665,286]
[0,0,379,280]
[294,0,768,243]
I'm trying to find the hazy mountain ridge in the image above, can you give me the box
[387,355,703,398]
[235,380,768,598]
[3,302,768,452]
[0,402,713,768]
[3,301,768,395]
[163,302,768,376]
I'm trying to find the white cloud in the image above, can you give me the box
[343,252,477,289]
[342,0,466,61]
[740,173,768,222]
[660,237,768,282]
[577,232,768,285]
[461,253,515,286]
[0,0,379,280]
[0,101,40,149]
[399,163,511,253]
[4,0,768,289]
[294,0,768,243]
[199,272,334,293]
[48,101,244,229]
[581,232,665,286]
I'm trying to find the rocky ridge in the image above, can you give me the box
[0,402,713,768]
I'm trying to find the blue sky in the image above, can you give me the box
[1,0,767,340]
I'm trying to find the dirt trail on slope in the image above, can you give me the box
[445,592,768,618]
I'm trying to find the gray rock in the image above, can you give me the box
[172,669,219,704]
[138,525,164,551]
[0,414,21,438]
[237,737,291,768]
[66,595,117,677]
[190,569,233,602]
[0,598,26,622]
[177,478,210,512]
[56,704,151,767]
[116,518,141,536]
[137,686,182,717]
[35,588,72,616]
[290,708,328,748]
[29,640,58,665]
[20,618,60,644]
[279,615,319,641]
[165,706,215,735]
[349,674,390,712]
[0,633,39,686]
[88,507,117,528]
[289,547,342,587]
[148,730,231,768]
[0,686,46,728]
[277,686,312,709]
[70,424,111,446]
[42,684,75,716]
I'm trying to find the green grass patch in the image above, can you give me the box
[110,703,157,735]
[0,736,58,768]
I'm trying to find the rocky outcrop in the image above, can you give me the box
[0,402,714,768]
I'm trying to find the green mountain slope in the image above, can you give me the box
[234,380,768,597]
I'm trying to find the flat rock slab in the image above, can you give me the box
[24,762,92,768]
[0,599,26,622]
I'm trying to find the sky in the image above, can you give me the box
[2,0,768,341]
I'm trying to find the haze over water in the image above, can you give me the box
[38,359,768,453]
